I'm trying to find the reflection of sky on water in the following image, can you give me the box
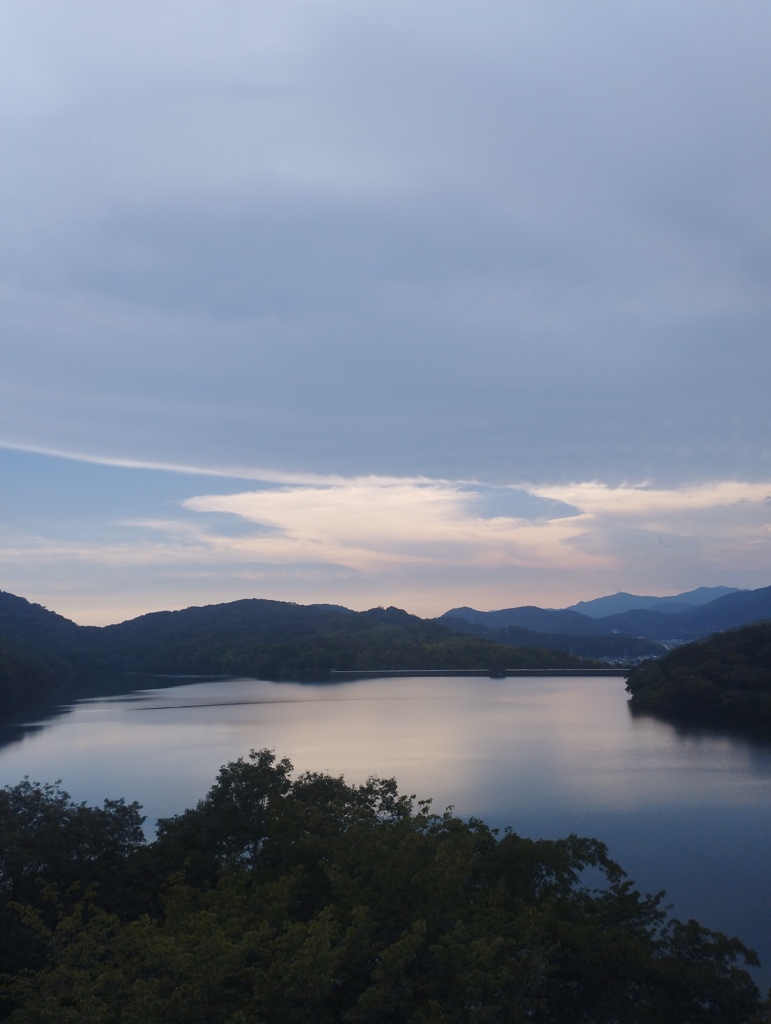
[0,677,764,848]
[1,674,770,986]
[3,677,770,830]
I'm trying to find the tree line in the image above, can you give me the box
[0,750,767,1023]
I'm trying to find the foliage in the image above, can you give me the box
[0,779,145,901]
[0,778,146,1002]
[0,645,57,716]
[0,751,767,1023]
[625,621,771,732]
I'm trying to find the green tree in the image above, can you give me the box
[1,752,766,1024]
[0,778,145,1004]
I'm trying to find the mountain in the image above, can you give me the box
[439,606,608,636]
[597,585,771,642]
[439,584,771,656]
[0,590,84,655]
[0,593,598,717]
[4,584,770,716]
[0,592,89,713]
[566,586,742,618]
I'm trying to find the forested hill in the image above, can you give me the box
[433,612,664,661]
[625,621,771,732]
[0,592,597,716]
[94,600,591,677]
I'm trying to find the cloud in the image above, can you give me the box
[174,474,771,589]
[531,480,771,520]
[529,480,771,576]
[0,440,355,485]
[2,450,769,623]
[180,477,597,574]
[2,2,771,487]
[1,4,771,619]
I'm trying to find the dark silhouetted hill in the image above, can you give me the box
[0,593,597,716]
[434,614,664,661]
[625,621,771,732]
[0,591,83,655]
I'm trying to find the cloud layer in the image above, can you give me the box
[180,476,771,596]
[2,4,770,618]
[2,448,768,623]
[3,1,771,487]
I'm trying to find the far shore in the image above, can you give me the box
[329,668,628,679]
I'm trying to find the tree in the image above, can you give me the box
[151,749,294,883]
[0,779,145,903]
[1,753,766,1024]
[0,778,145,997]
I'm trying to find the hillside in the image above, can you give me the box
[0,593,91,714]
[0,592,597,717]
[625,622,771,732]
[434,614,664,662]
[93,601,594,679]
[0,591,86,657]
[0,643,59,717]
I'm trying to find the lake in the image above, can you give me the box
[1,673,770,988]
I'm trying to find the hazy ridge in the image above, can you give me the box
[441,584,771,647]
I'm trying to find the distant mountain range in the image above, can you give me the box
[565,586,742,618]
[0,591,596,717]
[2,584,770,718]
[438,584,771,656]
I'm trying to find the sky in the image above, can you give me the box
[2,0,771,625]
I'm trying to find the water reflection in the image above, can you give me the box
[0,673,769,987]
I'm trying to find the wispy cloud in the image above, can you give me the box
[531,480,771,517]
[173,474,771,587]
[3,462,769,623]
[181,477,598,574]
[0,440,360,485]
[2,4,770,623]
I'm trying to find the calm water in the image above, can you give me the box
[1,674,770,987]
